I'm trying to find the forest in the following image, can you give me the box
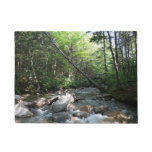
[15,31,137,123]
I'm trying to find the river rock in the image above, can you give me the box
[105,111,131,123]
[96,95,103,99]
[86,114,108,123]
[15,103,33,117]
[94,105,109,114]
[18,100,35,108]
[66,103,76,111]
[34,97,46,108]
[52,102,67,113]
[52,112,71,123]
[69,117,82,123]
[77,105,92,113]
[21,94,30,99]
[73,111,89,118]
[101,93,113,100]
[15,95,22,103]
[111,98,116,102]
[52,93,74,113]
[46,96,58,105]
[75,87,100,100]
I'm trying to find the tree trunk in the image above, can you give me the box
[107,32,121,87]
[46,51,49,74]
[118,34,124,70]
[45,32,102,89]
[103,32,108,72]
[127,34,130,79]
[68,43,73,79]
[29,48,40,91]
[134,31,137,66]
[124,32,128,60]
[114,32,119,67]
[124,32,129,80]
[54,55,57,75]
[130,37,135,74]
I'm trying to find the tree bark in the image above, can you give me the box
[45,51,49,74]
[45,32,102,89]
[114,32,119,67]
[29,48,40,91]
[103,32,108,72]
[134,31,137,65]
[118,34,124,70]
[53,53,57,75]
[68,43,73,79]
[124,32,129,80]
[107,32,121,87]
[127,33,130,79]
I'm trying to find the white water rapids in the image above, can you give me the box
[15,87,137,123]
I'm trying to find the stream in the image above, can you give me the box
[15,87,137,123]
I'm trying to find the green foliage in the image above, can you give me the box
[40,77,56,91]
[15,31,137,94]
[15,72,30,94]
[58,78,90,89]
[15,82,21,94]
[39,73,60,91]
[104,71,118,89]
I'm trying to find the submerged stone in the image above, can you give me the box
[77,105,92,113]
[86,114,108,123]
[52,112,71,123]
[94,105,109,114]
[73,111,89,118]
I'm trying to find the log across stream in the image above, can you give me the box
[15,87,137,123]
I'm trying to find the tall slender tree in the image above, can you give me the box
[107,31,121,87]
[103,32,108,72]
[114,31,119,67]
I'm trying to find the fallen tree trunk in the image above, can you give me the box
[44,32,102,89]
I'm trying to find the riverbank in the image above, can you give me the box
[105,85,137,106]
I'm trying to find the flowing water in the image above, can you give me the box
[15,87,137,123]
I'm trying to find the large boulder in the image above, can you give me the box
[52,102,67,113]
[52,112,71,123]
[52,93,74,113]
[20,96,58,109]
[15,103,33,118]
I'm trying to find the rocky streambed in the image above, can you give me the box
[15,87,137,123]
